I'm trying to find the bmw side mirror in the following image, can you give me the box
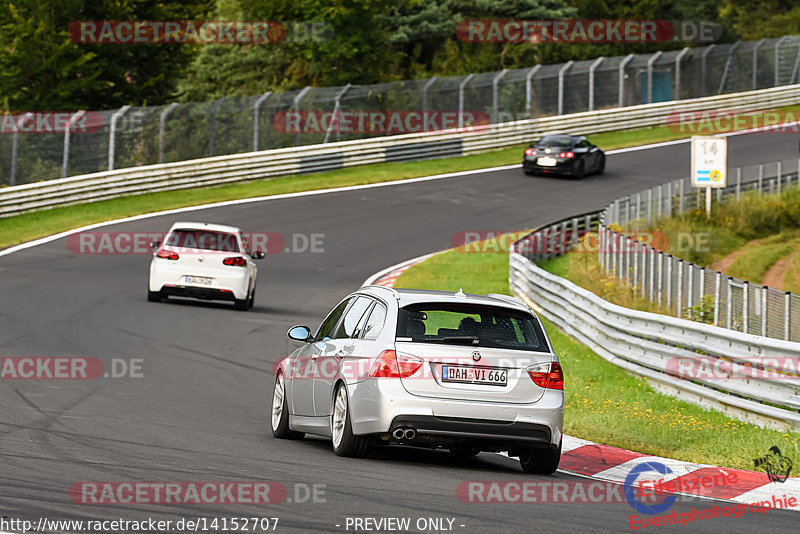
[252,251,266,260]
[287,325,312,342]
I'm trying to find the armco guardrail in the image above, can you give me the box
[3,84,800,218]
[510,215,800,431]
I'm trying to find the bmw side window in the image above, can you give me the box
[316,299,352,341]
[361,302,387,340]
[332,296,372,339]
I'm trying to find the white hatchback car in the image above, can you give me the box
[148,222,264,310]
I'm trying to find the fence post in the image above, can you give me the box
[557,62,573,115]
[675,47,690,99]
[647,188,653,223]
[726,277,733,329]
[679,179,685,215]
[717,41,741,94]
[777,161,782,195]
[588,57,604,111]
[657,253,663,306]
[646,51,663,104]
[9,112,33,186]
[713,271,721,326]
[640,244,646,298]
[699,266,705,302]
[736,167,741,200]
[667,182,673,217]
[491,70,508,123]
[62,110,86,178]
[743,281,750,333]
[656,185,662,219]
[758,164,764,195]
[666,255,673,310]
[676,259,683,317]
[618,54,634,107]
[701,44,717,95]
[292,87,312,146]
[761,286,768,336]
[633,241,639,291]
[323,84,351,144]
[649,247,655,301]
[108,105,131,171]
[208,97,227,156]
[753,38,767,90]
[786,292,792,341]
[524,66,541,118]
[252,91,272,152]
[459,74,475,127]
[775,36,790,85]
[158,103,178,164]
[422,76,438,122]
[687,264,693,310]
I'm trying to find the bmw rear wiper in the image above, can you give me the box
[439,336,480,345]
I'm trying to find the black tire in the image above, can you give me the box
[147,290,161,302]
[520,440,562,474]
[271,373,304,440]
[248,286,255,308]
[331,384,369,458]
[596,155,605,175]
[573,160,585,180]
[523,168,537,176]
[234,295,249,311]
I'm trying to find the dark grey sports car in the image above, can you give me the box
[522,134,605,179]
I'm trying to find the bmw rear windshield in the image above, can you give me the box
[165,229,240,252]
[396,303,550,352]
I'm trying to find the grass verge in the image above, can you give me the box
[8,105,800,250]
[394,239,800,470]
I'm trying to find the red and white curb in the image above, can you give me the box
[365,259,800,510]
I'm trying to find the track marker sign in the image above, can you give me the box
[691,136,727,217]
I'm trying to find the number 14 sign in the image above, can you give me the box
[691,136,727,188]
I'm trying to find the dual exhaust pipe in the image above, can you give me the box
[392,427,417,440]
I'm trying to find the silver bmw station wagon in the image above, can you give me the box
[270,286,564,474]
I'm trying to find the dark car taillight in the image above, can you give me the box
[156,249,179,260]
[527,361,564,390]
[223,257,247,266]
[558,151,574,159]
[525,148,537,156]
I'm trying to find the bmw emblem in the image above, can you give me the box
[472,351,481,362]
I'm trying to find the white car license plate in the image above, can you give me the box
[537,156,557,167]
[185,275,212,285]
[442,365,507,386]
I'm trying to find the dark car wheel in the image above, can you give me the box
[596,155,605,175]
[520,440,562,474]
[271,373,304,440]
[147,290,162,302]
[574,161,585,180]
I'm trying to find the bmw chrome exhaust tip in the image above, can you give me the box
[392,428,406,440]
[403,428,416,440]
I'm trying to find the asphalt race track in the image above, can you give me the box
[1,133,799,533]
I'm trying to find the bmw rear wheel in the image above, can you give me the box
[519,439,561,474]
[331,383,368,458]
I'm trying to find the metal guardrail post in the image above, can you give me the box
[588,57,604,111]
[292,86,311,146]
[647,188,652,223]
[743,281,750,333]
[656,185,662,219]
[647,51,662,104]
[676,259,683,317]
[678,179,685,214]
[775,36,790,86]
[633,241,639,291]
[701,44,717,96]
[253,91,272,152]
[717,41,741,95]
[492,70,508,123]
[699,266,705,302]
[786,292,792,341]
[777,161,782,195]
[10,112,33,186]
[62,110,86,178]
[687,264,693,310]
[753,38,767,90]
[666,255,673,310]
[422,77,438,129]
[158,103,178,164]
[726,277,733,329]
[459,74,475,128]
[657,253,664,306]
[713,271,721,326]
[108,105,131,171]
[792,40,800,84]
[736,167,741,199]
[758,163,764,195]
[524,66,541,118]
[649,248,655,301]
[618,54,634,107]
[324,84,351,144]
[208,97,226,157]
[762,286,768,336]
[557,62,573,115]
[675,48,690,99]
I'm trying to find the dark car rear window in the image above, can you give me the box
[166,229,240,252]
[396,303,549,352]
[537,135,573,147]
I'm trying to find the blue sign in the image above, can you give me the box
[624,462,677,515]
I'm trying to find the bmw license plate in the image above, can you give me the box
[442,365,507,386]
[185,275,212,285]
[537,156,557,167]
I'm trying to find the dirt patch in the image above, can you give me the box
[763,251,799,290]
[708,239,761,273]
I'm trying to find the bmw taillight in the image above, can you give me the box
[558,151,574,159]
[527,361,564,390]
[223,257,247,266]
[525,148,537,156]
[369,350,423,378]
[156,249,179,260]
